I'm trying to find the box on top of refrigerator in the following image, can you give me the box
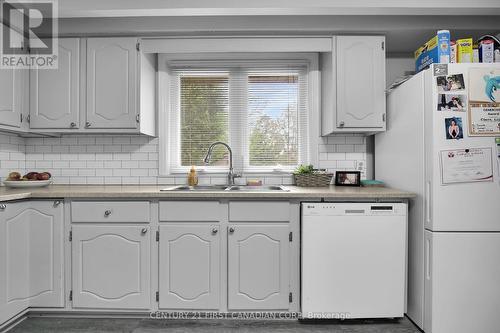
[414,30,451,72]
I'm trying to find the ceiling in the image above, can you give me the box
[6,1,498,56]
[55,0,500,17]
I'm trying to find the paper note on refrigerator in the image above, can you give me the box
[468,68,500,136]
[440,148,493,184]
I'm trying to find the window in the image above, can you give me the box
[162,58,314,174]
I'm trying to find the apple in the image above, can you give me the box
[37,173,50,180]
[24,172,39,180]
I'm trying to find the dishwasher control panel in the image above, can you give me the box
[302,202,406,216]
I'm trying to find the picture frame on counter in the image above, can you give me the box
[335,171,361,187]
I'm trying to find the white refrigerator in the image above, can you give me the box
[375,63,500,333]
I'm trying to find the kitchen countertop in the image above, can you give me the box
[0,185,415,202]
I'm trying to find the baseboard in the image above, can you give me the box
[0,309,29,333]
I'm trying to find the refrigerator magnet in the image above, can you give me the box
[445,117,464,140]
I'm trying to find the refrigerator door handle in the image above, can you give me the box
[425,238,431,280]
[425,181,431,225]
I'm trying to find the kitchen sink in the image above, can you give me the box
[161,185,289,192]
[226,185,288,191]
[161,185,229,191]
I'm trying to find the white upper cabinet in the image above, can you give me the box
[86,38,138,129]
[0,68,24,129]
[30,39,80,129]
[322,36,386,135]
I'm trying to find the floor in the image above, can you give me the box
[8,317,421,333]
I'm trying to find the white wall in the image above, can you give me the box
[0,133,26,183]
[386,57,415,87]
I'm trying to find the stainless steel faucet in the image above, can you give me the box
[203,142,241,185]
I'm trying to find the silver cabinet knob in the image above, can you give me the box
[104,210,112,216]
[0,204,6,210]
[53,200,62,207]
[228,227,235,234]
[212,228,218,234]
[70,122,76,128]
[339,121,345,127]
[141,228,148,235]
[85,122,91,128]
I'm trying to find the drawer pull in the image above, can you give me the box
[53,200,62,207]
[104,210,112,216]
[0,204,6,210]
[212,228,218,234]
[141,228,148,235]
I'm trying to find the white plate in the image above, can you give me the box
[3,180,52,188]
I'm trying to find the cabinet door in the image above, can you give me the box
[86,37,138,129]
[159,224,220,310]
[336,36,386,129]
[0,201,64,324]
[0,68,23,128]
[72,225,150,309]
[30,39,80,129]
[227,224,290,310]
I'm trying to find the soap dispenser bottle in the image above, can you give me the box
[187,166,198,186]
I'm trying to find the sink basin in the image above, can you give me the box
[226,185,289,192]
[161,185,289,192]
[161,185,228,191]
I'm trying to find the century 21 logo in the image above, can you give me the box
[1,1,55,55]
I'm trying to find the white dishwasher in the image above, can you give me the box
[301,202,407,319]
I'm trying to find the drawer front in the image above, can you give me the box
[72,201,150,223]
[229,202,290,222]
[159,201,220,222]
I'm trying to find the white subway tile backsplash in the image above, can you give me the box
[1,131,369,185]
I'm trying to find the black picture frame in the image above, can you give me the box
[335,171,361,187]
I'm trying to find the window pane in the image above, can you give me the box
[180,75,229,166]
[248,74,299,167]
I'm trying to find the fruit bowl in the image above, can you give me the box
[3,180,52,188]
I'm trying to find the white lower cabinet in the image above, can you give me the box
[0,201,64,324]
[227,224,290,310]
[71,225,151,309]
[159,224,220,310]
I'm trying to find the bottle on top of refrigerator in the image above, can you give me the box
[450,41,457,63]
[457,38,473,63]
[479,39,495,63]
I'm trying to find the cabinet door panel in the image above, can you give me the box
[159,224,220,310]
[228,224,290,310]
[27,201,64,307]
[0,68,22,128]
[72,225,150,309]
[0,201,64,325]
[337,36,385,128]
[86,38,138,129]
[30,38,80,129]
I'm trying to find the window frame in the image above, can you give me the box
[158,53,319,176]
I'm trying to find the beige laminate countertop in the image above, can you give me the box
[0,185,415,202]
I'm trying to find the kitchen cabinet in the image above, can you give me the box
[30,38,80,129]
[71,225,151,309]
[159,224,220,310]
[0,68,26,129]
[0,200,64,324]
[321,35,386,135]
[86,37,138,129]
[227,224,290,310]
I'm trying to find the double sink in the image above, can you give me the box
[162,185,289,192]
